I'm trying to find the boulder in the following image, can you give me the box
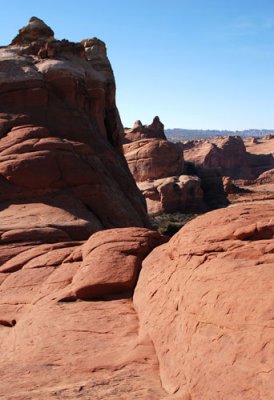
[63,227,167,299]
[138,175,205,214]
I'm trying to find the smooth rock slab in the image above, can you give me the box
[134,202,274,399]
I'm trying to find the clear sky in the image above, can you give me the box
[1,0,274,129]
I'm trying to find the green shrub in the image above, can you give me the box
[150,212,199,237]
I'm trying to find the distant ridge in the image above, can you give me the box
[165,128,274,142]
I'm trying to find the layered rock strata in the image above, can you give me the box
[0,17,149,244]
[123,118,205,214]
[182,135,274,180]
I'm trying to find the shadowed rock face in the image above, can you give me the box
[0,17,150,243]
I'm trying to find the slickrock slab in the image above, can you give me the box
[134,202,274,399]
[0,227,170,399]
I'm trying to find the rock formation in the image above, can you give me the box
[0,18,170,399]
[134,201,274,399]
[124,137,184,182]
[0,17,150,243]
[182,135,274,180]
[1,17,273,400]
[124,116,167,143]
[0,226,169,399]
[123,118,205,214]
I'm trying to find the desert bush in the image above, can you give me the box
[150,212,199,237]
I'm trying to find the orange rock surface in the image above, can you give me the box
[0,227,169,399]
[134,202,274,399]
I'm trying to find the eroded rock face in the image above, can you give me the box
[123,118,206,214]
[124,138,184,182]
[134,202,274,399]
[0,19,174,399]
[11,16,54,45]
[256,168,274,185]
[60,227,168,300]
[182,135,274,180]
[0,17,149,241]
[0,227,169,399]
[124,116,166,143]
[123,137,206,214]
[137,175,204,214]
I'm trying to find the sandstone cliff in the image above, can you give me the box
[0,17,149,245]
[1,17,273,400]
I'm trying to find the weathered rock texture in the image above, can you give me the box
[124,116,166,143]
[137,175,204,214]
[256,168,274,185]
[123,118,205,214]
[0,17,149,242]
[0,18,176,399]
[124,137,184,182]
[0,226,170,399]
[182,135,274,180]
[134,202,274,399]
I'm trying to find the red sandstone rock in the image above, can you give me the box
[256,168,274,185]
[244,135,274,156]
[123,122,208,213]
[124,116,166,143]
[138,175,205,214]
[134,202,274,399]
[0,225,169,399]
[11,16,54,45]
[182,135,274,180]
[124,138,184,182]
[0,18,149,239]
[62,227,167,299]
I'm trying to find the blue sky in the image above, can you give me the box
[1,0,274,129]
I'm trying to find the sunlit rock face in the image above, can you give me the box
[123,117,206,214]
[134,202,274,399]
[0,18,176,400]
[123,116,167,143]
[0,17,150,241]
[182,135,274,180]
